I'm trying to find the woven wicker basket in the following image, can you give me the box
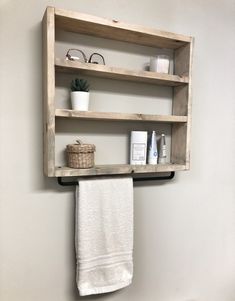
[66,140,96,169]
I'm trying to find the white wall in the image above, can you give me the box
[1,0,235,300]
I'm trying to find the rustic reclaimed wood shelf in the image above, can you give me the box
[55,59,189,86]
[55,109,188,123]
[42,7,193,178]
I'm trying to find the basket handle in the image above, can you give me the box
[76,139,83,145]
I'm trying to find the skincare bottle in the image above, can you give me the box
[158,134,167,164]
[130,131,148,165]
[147,131,158,164]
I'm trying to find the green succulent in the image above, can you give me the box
[71,78,90,92]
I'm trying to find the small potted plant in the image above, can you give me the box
[71,78,90,111]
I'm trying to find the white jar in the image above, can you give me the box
[150,55,170,73]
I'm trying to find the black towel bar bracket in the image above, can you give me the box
[57,172,175,186]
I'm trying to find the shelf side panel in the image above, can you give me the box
[171,123,188,165]
[172,41,194,168]
[173,85,189,116]
[43,7,56,176]
[174,43,191,77]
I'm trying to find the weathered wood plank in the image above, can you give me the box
[55,8,192,49]
[55,164,187,177]
[55,59,189,86]
[55,109,188,123]
[174,43,191,77]
[42,7,55,176]
[171,40,194,168]
[171,123,188,165]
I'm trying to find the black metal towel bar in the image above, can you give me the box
[57,172,175,186]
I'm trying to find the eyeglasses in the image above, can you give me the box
[65,48,105,65]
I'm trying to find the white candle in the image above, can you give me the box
[150,55,170,73]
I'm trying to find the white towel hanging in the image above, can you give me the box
[75,177,133,296]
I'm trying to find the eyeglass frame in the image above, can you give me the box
[65,48,105,65]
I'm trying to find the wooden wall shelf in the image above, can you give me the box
[43,7,193,178]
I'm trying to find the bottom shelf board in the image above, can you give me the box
[55,163,187,177]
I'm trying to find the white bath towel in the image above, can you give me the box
[75,177,133,296]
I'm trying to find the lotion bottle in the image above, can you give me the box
[148,131,158,164]
[158,134,167,164]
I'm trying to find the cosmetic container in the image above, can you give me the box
[130,131,148,165]
[150,55,170,73]
[158,134,167,164]
[147,131,158,164]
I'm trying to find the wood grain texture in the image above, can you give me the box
[171,123,188,165]
[171,40,194,167]
[55,164,187,177]
[42,7,55,177]
[184,39,194,169]
[55,59,189,86]
[172,86,188,116]
[54,8,192,49]
[55,109,188,123]
[174,43,190,77]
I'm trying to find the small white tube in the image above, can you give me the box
[147,131,158,164]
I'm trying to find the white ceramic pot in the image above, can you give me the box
[71,91,90,111]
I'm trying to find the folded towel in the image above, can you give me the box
[75,177,133,296]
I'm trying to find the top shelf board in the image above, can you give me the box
[54,7,192,49]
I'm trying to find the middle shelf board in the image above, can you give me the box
[55,109,188,123]
[55,59,189,87]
